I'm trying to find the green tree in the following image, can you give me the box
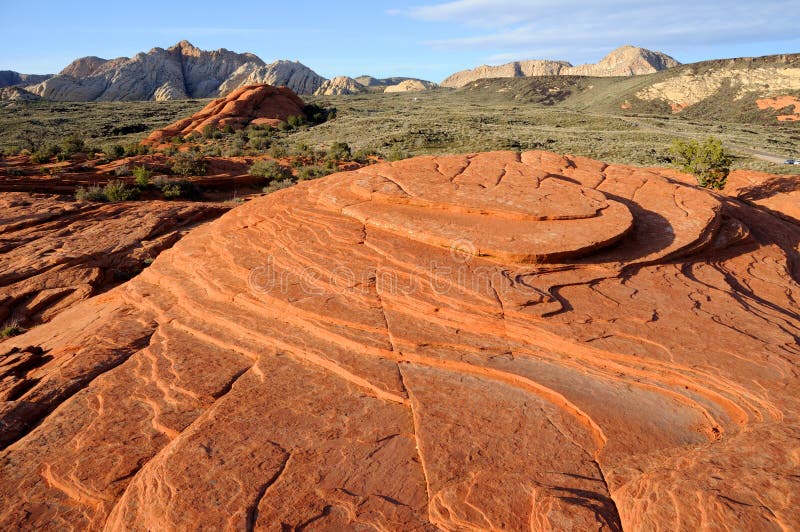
[669,136,732,190]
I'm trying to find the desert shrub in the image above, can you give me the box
[327,142,351,162]
[103,180,139,202]
[269,144,287,159]
[202,124,223,140]
[132,165,152,186]
[296,165,334,181]
[303,103,336,125]
[31,144,61,164]
[114,164,131,177]
[105,144,126,159]
[60,134,85,157]
[263,178,295,194]
[385,148,407,162]
[75,185,107,202]
[124,143,148,157]
[248,136,271,151]
[1,321,24,338]
[157,178,201,200]
[286,115,305,129]
[669,136,732,190]
[248,159,292,182]
[352,148,379,164]
[170,152,207,177]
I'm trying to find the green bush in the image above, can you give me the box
[269,144,287,159]
[75,185,107,202]
[286,115,305,129]
[105,144,125,159]
[327,142,351,162]
[123,143,149,157]
[170,152,207,177]
[31,144,60,164]
[155,178,202,200]
[248,159,292,182]
[263,178,295,194]
[60,135,85,157]
[669,136,732,190]
[1,322,24,338]
[103,180,139,202]
[132,166,151,186]
[302,103,336,125]
[296,165,335,181]
[114,164,131,177]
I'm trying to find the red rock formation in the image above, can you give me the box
[0,193,229,328]
[1,152,799,530]
[142,84,305,146]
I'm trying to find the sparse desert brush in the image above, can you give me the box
[75,185,107,202]
[30,144,61,164]
[157,178,202,200]
[103,180,139,202]
[132,165,152,186]
[296,164,335,181]
[1,319,25,338]
[327,141,351,162]
[114,164,131,177]
[104,144,126,159]
[670,136,732,190]
[170,152,207,177]
[248,159,292,182]
[263,178,295,194]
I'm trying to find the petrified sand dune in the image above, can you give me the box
[1,152,799,530]
[142,84,305,145]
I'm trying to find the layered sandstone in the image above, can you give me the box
[441,46,679,88]
[0,152,799,530]
[0,193,229,330]
[142,84,305,145]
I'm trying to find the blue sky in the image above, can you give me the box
[1,0,798,82]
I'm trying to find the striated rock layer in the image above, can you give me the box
[441,45,679,88]
[1,152,799,530]
[142,84,305,145]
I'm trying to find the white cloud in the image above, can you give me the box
[398,0,800,62]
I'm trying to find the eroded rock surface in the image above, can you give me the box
[1,152,799,530]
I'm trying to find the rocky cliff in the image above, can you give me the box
[0,151,798,529]
[24,41,325,101]
[441,45,680,88]
[0,71,51,88]
[313,76,368,96]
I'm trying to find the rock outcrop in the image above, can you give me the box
[0,71,51,89]
[1,151,799,529]
[141,84,305,145]
[216,60,326,97]
[384,79,437,93]
[441,45,680,88]
[24,41,325,101]
[313,76,368,96]
[0,193,229,330]
[0,86,40,103]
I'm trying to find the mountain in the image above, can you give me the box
[456,53,800,124]
[1,151,798,529]
[23,41,325,101]
[441,45,680,88]
[0,71,52,88]
[355,75,423,87]
[313,76,368,96]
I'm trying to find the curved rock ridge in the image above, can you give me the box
[441,45,680,88]
[142,84,305,145]
[24,41,326,101]
[1,152,799,530]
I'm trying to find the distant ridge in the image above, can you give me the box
[23,41,326,101]
[441,45,680,88]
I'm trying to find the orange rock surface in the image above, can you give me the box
[1,151,799,530]
[142,84,305,146]
[756,95,800,121]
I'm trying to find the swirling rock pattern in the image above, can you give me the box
[1,151,799,530]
